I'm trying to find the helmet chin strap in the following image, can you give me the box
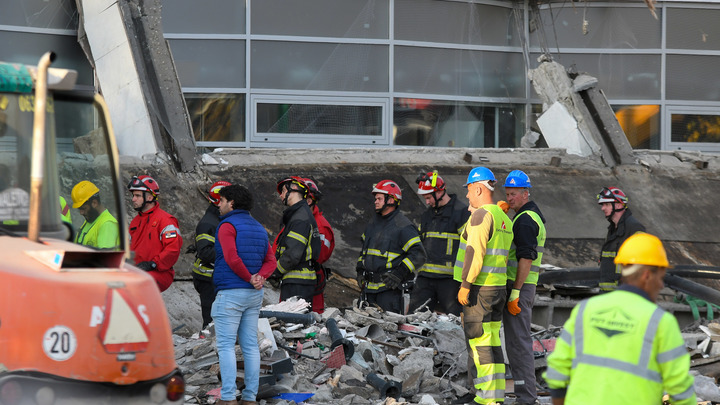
[376,194,397,213]
[431,190,446,209]
[606,203,626,221]
[134,191,155,212]
[282,183,304,206]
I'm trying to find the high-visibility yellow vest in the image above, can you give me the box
[453,204,513,287]
[75,209,120,249]
[544,288,696,405]
[507,210,546,285]
[59,196,72,224]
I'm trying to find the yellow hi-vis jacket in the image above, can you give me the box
[506,209,546,285]
[544,285,696,405]
[453,203,513,287]
[74,209,120,249]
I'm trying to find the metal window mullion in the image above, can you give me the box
[246,0,253,148]
[389,0,395,146]
[661,2,668,150]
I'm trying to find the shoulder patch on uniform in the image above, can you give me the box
[164,230,177,239]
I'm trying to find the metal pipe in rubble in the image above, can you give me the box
[366,373,402,399]
[259,311,316,325]
[325,318,354,361]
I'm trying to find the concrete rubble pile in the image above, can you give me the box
[174,295,720,405]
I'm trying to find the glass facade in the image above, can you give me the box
[2,0,720,152]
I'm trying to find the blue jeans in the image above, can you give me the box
[211,287,264,402]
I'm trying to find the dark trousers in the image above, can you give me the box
[408,275,462,316]
[366,289,404,314]
[280,283,316,304]
[193,275,217,329]
[503,281,537,404]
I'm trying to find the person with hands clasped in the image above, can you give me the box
[212,184,277,405]
[502,170,547,405]
[453,167,513,405]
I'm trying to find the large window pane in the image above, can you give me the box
[186,94,245,142]
[666,55,720,101]
[530,53,660,99]
[162,0,245,34]
[393,99,524,147]
[0,32,92,86]
[667,8,720,51]
[671,114,720,143]
[1,0,77,29]
[395,0,520,46]
[612,105,660,149]
[529,6,661,49]
[395,47,525,98]
[251,41,388,92]
[252,0,388,39]
[169,40,245,88]
[257,104,381,136]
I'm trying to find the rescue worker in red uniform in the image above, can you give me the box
[410,171,470,316]
[191,180,231,330]
[302,178,335,314]
[128,175,182,292]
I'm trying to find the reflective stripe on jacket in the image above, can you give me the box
[418,194,470,277]
[544,286,696,405]
[276,200,321,285]
[453,203,513,287]
[507,208,546,285]
[192,204,220,277]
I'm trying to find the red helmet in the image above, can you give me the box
[302,178,323,201]
[276,176,309,197]
[597,186,628,205]
[208,181,231,205]
[416,171,445,195]
[372,180,402,202]
[128,175,160,197]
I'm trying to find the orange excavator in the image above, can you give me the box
[0,53,184,404]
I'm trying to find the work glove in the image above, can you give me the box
[381,271,403,290]
[458,286,470,306]
[267,269,282,289]
[136,261,157,271]
[355,263,366,288]
[507,288,521,315]
[185,244,197,254]
[497,200,510,214]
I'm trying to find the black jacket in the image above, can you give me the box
[275,200,321,285]
[192,204,220,278]
[418,194,470,278]
[600,208,646,277]
[512,200,546,261]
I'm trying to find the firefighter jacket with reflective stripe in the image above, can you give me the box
[312,204,335,264]
[599,209,645,281]
[129,203,182,290]
[358,209,426,292]
[454,204,513,288]
[192,204,220,278]
[507,201,546,285]
[214,209,272,291]
[418,194,470,278]
[75,208,120,249]
[544,285,696,405]
[275,200,321,285]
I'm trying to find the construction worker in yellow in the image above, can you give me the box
[453,167,513,405]
[544,233,696,405]
[71,180,120,250]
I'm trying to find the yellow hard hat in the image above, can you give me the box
[71,181,100,208]
[614,232,669,268]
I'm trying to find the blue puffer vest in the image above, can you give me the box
[213,209,269,292]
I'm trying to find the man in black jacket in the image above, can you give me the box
[409,171,469,316]
[273,176,321,303]
[192,180,230,331]
[357,179,426,314]
[597,186,646,291]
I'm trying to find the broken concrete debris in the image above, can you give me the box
[176,296,720,405]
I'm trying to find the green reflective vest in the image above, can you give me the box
[75,209,120,249]
[453,204,513,287]
[59,196,72,224]
[544,288,696,405]
[507,210,546,285]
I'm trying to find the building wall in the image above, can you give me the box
[3,0,720,153]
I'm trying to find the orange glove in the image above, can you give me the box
[458,286,470,306]
[497,200,510,213]
[507,288,521,315]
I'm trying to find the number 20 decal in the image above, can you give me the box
[43,326,77,361]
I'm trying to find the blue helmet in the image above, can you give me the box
[504,170,532,188]
[464,167,496,186]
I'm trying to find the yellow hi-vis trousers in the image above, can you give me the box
[462,286,507,404]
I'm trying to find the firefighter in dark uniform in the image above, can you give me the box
[356,179,426,314]
[408,171,469,316]
[597,186,646,291]
[273,176,321,303]
[191,180,230,330]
